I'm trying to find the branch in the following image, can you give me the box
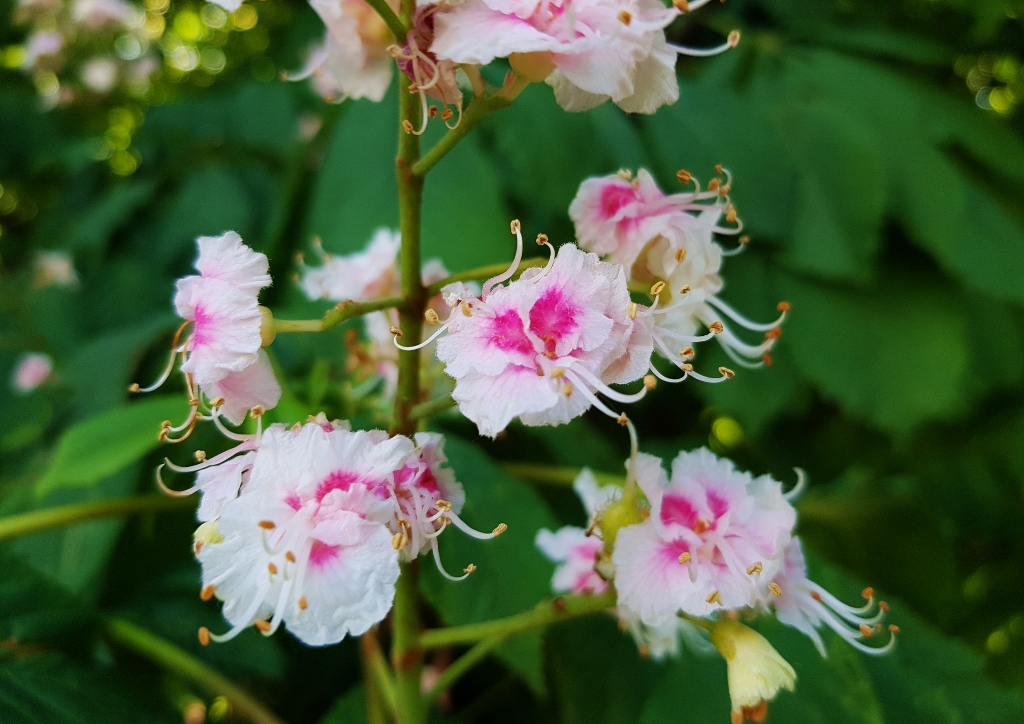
[425,635,506,704]
[364,0,408,41]
[425,257,547,298]
[419,590,617,650]
[0,495,193,540]
[412,75,530,177]
[273,297,404,334]
[361,628,398,722]
[502,463,625,489]
[410,395,456,420]
[105,618,283,724]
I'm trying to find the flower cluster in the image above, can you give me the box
[13,0,159,105]
[168,417,502,646]
[536,448,897,722]
[131,231,281,436]
[571,168,787,374]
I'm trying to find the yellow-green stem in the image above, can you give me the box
[392,562,425,724]
[502,463,625,489]
[273,297,403,334]
[0,495,193,540]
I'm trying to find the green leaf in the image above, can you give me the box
[63,180,159,251]
[419,436,559,693]
[319,685,368,724]
[35,396,185,496]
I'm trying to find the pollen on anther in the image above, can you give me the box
[708,178,721,192]
[389,325,403,337]
[675,248,687,263]
[719,366,736,379]
[510,219,521,234]
[681,346,695,359]
[678,552,692,564]
[441,108,454,122]
[428,105,439,118]
[208,397,224,407]
[298,596,308,610]
[709,321,725,334]
[762,353,774,366]
[268,562,278,575]
[198,627,211,646]
[128,383,140,393]
[861,586,874,600]
[200,584,215,601]
[258,520,276,530]
[679,285,691,294]
[706,590,721,605]
[681,363,694,372]
[810,591,823,602]
[746,562,763,576]
[461,301,472,317]
[493,523,508,536]
[637,644,651,658]
[550,367,565,379]
[618,9,631,24]
[859,624,873,637]
[286,551,296,563]
[255,620,271,633]
[562,382,574,397]
[391,532,408,550]
[879,601,890,612]
[888,624,900,634]
[728,29,741,47]
[250,405,266,418]
[195,450,207,462]
[676,168,692,183]
[768,582,782,596]
[778,301,791,313]
[401,120,413,134]
[643,374,657,390]
[627,301,638,320]
[617,413,629,426]
[715,164,724,174]
[464,564,477,575]
[739,235,751,245]
[424,309,439,324]
[536,233,548,245]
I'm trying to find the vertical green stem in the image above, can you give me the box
[391,1,426,722]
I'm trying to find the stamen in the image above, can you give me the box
[783,468,808,502]
[746,562,763,575]
[481,220,525,297]
[678,552,692,564]
[200,585,215,601]
[298,596,308,610]
[133,321,191,394]
[768,583,782,596]
[425,309,439,324]
[706,590,721,605]
[254,620,271,633]
[198,627,210,646]
[393,317,455,351]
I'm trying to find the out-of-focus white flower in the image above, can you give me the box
[33,250,79,288]
[11,353,53,393]
[300,229,400,302]
[71,0,139,28]
[80,56,118,92]
[22,30,63,70]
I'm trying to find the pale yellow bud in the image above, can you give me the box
[709,618,796,718]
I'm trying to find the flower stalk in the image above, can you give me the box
[0,495,193,540]
[273,297,404,334]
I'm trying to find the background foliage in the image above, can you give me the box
[2,0,1024,721]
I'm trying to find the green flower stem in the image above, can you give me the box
[104,618,283,724]
[410,395,456,420]
[502,463,625,488]
[419,590,617,650]
[392,562,426,724]
[364,0,407,41]
[425,635,506,704]
[424,257,548,298]
[361,628,398,723]
[273,297,404,334]
[412,76,531,178]
[0,495,193,541]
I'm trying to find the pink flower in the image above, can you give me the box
[390,4,463,134]
[570,168,787,375]
[766,538,896,657]
[300,229,401,302]
[11,352,53,393]
[290,0,398,103]
[135,232,281,428]
[612,448,796,625]
[22,30,63,70]
[431,0,738,114]
[536,527,606,595]
[406,223,653,437]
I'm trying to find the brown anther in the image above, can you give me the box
[562,382,574,397]
[778,301,791,313]
[879,601,890,612]
[888,624,900,634]
[709,320,725,334]
[679,285,691,294]
[463,564,477,575]
[746,562,763,576]
[762,353,774,366]
[401,120,414,134]
[198,627,211,646]
[650,281,666,295]
[195,450,207,462]
[681,363,694,372]
[200,585,215,601]
[643,374,657,390]
[719,184,731,197]
[391,532,408,550]
[676,168,692,182]
[692,519,710,534]
[510,219,521,234]
[768,582,782,596]
[461,301,472,317]
[764,327,782,341]
[298,596,308,610]
[680,346,695,359]
[739,235,751,245]
[728,29,741,48]
[617,413,629,426]
[268,562,278,575]
[862,587,874,600]
[428,105,439,118]
[637,644,651,658]
[706,590,721,605]
[435,499,453,512]
[255,620,271,633]
[725,206,738,224]
[389,325,403,337]
[859,624,873,637]
[536,233,549,245]
[286,551,296,563]
[719,366,736,379]
[708,178,721,192]
[258,520,276,530]
[618,9,631,24]
[715,164,724,174]
[250,405,265,418]
[189,398,201,407]
[550,367,566,379]
[553,597,568,613]
[627,301,638,320]
[678,552,692,564]
[810,591,823,602]
[208,397,224,407]
[441,108,454,122]
[424,309,439,324]
[536,367,545,376]
[492,523,508,537]
[675,248,687,263]
[128,383,140,393]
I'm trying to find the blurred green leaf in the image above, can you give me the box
[319,685,368,724]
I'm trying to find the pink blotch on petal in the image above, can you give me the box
[309,539,342,568]
[660,495,699,529]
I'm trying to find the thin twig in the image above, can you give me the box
[0,495,193,540]
[502,463,625,489]
[410,395,456,420]
[273,297,404,334]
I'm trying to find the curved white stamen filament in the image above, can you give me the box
[655,327,717,344]
[156,464,200,497]
[784,468,807,502]
[482,225,524,297]
[668,39,736,58]
[208,581,271,643]
[429,536,472,581]
[210,409,254,442]
[162,444,253,474]
[647,363,688,384]
[720,345,766,370]
[394,317,455,351]
[704,296,785,332]
[563,363,648,404]
[561,369,622,420]
[135,322,191,393]
[445,511,500,540]
[806,582,881,620]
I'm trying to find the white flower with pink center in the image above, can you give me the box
[11,352,53,393]
[136,232,281,428]
[400,223,653,437]
[536,526,607,595]
[766,538,896,657]
[289,0,398,103]
[300,228,401,302]
[570,168,788,376]
[390,4,464,134]
[195,423,409,646]
[612,448,796,625]
[431,0,738,114]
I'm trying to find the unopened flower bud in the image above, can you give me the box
[259,306,277,347]
[709,618,796,723]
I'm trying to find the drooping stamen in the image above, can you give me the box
[429,535,473,582]
[668,29,740,58]
[392,315,456,351]
[207,580,272,643]
[133,321,191,394]
[155,463,201,497]
[560,369,628,421]
[481,220,525,297]
[783,468,807,502]
[444,510,507,541]
[704,295,787,332]
[563,363,649,405]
